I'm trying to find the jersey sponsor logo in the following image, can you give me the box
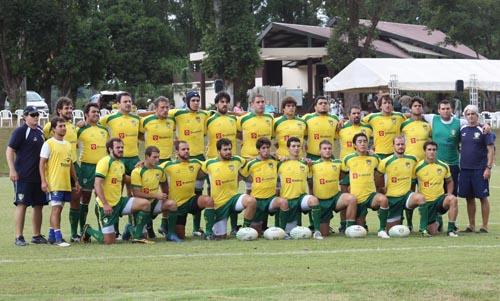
[216,133,223,139]
[391,177,398,183]
[215,180,222,186]
[251,132,257,139]
[352,173,359,179]
[378,131,385,136]
[143,188,150,194]
[319,178,325,184]
[91,144,97,150]
[284,135,289,141]
[347,141,352,147]
[255,177,262,183]
[411,138,416,144]
[314,134,320,140]
[423,181,429,187]
[153,135,159,141]
[119,133,125,139]
[176,180,182,187]
[184,130,191,136]
[111,178,117,184]
[286,178,292,183]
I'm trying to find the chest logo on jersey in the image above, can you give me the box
[300,165,305,172]
[405,162,411,168]
[255,177,262,183]
[391,177,398,183]
[196,116,201,123]
[332,165,337,171]
[153,135,159,141]
[391,117,397,124]
[176,180,182,186]
[119,133,125,139]
[268,163,274,168]
[366,160,372,166]
[228,165,235,171]
[328,120,334,126]
[437,168,442,174]
[91,144,97,150]
[474,132,481,139]
[189,166,194,172]
[251,133,257,138]
[378,131,385,136]
[111,178,117,184]
[450,129,456,136]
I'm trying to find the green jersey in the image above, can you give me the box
[428,115,460,166]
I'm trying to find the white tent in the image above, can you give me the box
[324,58,500,92]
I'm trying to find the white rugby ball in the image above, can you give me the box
[290,226,312,239]
[345,225,367,238]
[263,227,286,240]
[236,227,258,241]
[388,225,410,238]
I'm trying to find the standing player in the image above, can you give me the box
[310,140,357,237]
[206,91,237,159]
[274,97,307,159]
[277,137,323,239]
[377,136,426,230]
[161,141,216,239]
[201,138,256,238]
[338,106,373,161]
[40,117,80,246]
[415,141,459,237]
[77,103,109,236]
[400,97,431,161]
[81,138,152,244]
[341,133,390,238]
[240,137,289,233]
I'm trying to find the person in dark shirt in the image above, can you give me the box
[6,106,48,246]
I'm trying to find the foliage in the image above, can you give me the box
[253,0,324,30]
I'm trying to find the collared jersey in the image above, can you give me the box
[400,118,431,161]
[415,159,451,201]
[341,153,379,203]
[140,115,175,160]
[237,112,273,158]
[95,156,126,207]
[169,109,209,157]
[100,112,140,157]
[430,115,461,165]
[40,138,72,192]
[160,159,202,206]
[206,112,237,158]
[77,124,109,164]
[8,124,45,182]
[377,154,417,197]
[131,165,166,200]
[240,158,278,199]
[459,125,495,169]
[311,159,342,199]
[338,122,373,159]
[277,159,309,199]
[201,156,245,208]
[43,121,78,162]
[303,113,339,156]
[274,116,307,157]
[362,112,405,155]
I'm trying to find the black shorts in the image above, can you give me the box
[13,181,48,207]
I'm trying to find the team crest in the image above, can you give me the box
[33,137,37,142]
[332,166,337,171]
[189,166,194,172]
[196,116,201,122]
[328,120,334,126]
[366,160,372,165]
[391,117,397,124]
[268,162,274,168]
[474,132,481,139]
[300,165,305,172]
[266,120,271,125]
[17,193,24,201]
[228,165,235,171]
[405,162,411,168]
[103,217,109,224]
[361,129,366,134]
[437,168,442,174]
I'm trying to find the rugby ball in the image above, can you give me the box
[345,225,367,238]
[290,226,312,239]
[236,227,258,241]
[388,225,411,238]
[263,227,286,240]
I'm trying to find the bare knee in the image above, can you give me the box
[244,196,256,209]
[308,196,319,207]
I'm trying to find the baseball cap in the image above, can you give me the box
[23,106,38,115]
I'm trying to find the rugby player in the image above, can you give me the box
[400,97,431,161]
[206,91,237,159]
[274,97,307,159]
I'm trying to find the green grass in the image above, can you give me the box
[1,171,500,300]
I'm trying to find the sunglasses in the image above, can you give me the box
[28,112,40,117]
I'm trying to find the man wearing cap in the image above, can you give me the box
[458,105,495,233]
[6,106,48,246]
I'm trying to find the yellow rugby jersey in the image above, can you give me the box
[338,121,373,159]
[311,159,342,199]
[170,109,209,157]
[377,154,417,197]
[303,113,339,156]
[131,166,166,199]
[77,125,109,164]
[100,112,140,157]
[201,156,245,208]
[237,112,273,158]
[277,160,309,199]
[362,112,405,155]
[43,138,72,192]
[43,121,78,162]
[240,158,278,199]
[95,156,126,207]
[206,112,237,158]
[341,153,379,203]
[415,160,451,201]
[273,116,307,158]
[160,159,202,206]
[400,119,431,161]
[140,115,175,160]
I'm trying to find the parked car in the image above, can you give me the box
[90,90,126,110]
[5,91,50,113]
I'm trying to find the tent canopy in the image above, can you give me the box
[325,58,500,92]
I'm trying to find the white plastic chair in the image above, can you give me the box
[72,109,84,124]
[38,110,49,126]
[0,109,13,127]
[481,111,492,125]
[100,108,110,116]
[111,109,119,114]
[14,109,24,126]
[137,109,147,114]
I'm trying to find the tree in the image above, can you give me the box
[253,0,324,30]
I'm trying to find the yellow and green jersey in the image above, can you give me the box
[201,156,245,208]
[415,159,451,201]
[43,121,78,162]
[41,138,73,192]
[377,154,417,197]
[400,118,431,161]
[170,109,209,157]
[240,158,278,199]
[302,113,339,156]
[338,121,373,159]
[100,112,140,157]
[362,112,405,155]
[277,159,309,199]
[160,159,202,206]
[95,155,126,207]
[310,158,342,199]
[237,112,273,158]
[140,115,175,160]
[341,153,379,203]
[206,112,237,158]
[130,165,166,200]
[273,116,307,158]
[77,124,109,164]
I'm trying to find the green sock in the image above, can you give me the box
[193,211,201,232]
[308,211,314,229]
[296,211,302,226]
[114,221,120,235]
[340,220,347,230]
[133,211,150,239]
[405,208,414,228]
[161,217,168,231]
[274,212,280,227]
[85,225,103,243]
[279,209,289,230]
[447,221,457,232]
[69,208,80,238]
[378,207,389,232]
[167,212,178,236]
[346,220,355,227]
[230,211,238,231]
[243,217,252,227]
[437,214,443,231]
[204,209,215,235]
[311,205,321,232]
[79,203,89,234]
[418,203,429,232]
